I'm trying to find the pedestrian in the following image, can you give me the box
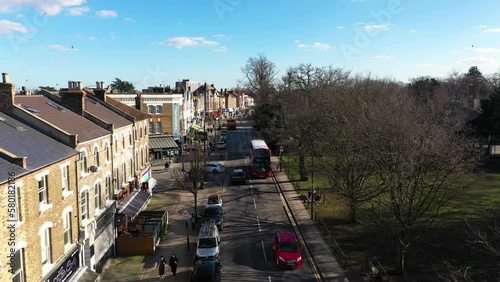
[308,186,313,199]
[169,253,179,276]
[279,160,284,172]
[157,255,167,279]
[164,161,170,171]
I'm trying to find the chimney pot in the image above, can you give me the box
[68,81,73,89]
[77,81,82,90]
[96,81,100,89]
[100,81,104,89]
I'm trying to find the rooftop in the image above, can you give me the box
[85,96,131,129]
[15,95,110,143]
[0,112,79,183]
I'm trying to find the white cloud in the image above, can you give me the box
[336,26,346,29]
[409,29,417,32]
[213,34,229,39]
[124,17,133,21]
[484,28,500,33]
[167,37,218,49]
[0,0,86,16]
[355,21,365,25]
[213,46,228,52]
[296,41,330,50]
[474,48,500,53]
[475,25,487,29]
[47,44,76,51]
[96,10,117,18]
[311,42,330,50]
[294,40,300,43]
[67,6,89,16]
[374,54,394,60]
[363,24,389,31]
[88,36,96,40]
[0,20,31,34]
[456,57,496,65]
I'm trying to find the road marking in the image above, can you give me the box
[268,276,272,282]
[253,198,257,209]
[257,216,261,231]
[261,239,267,262]
[250,185,254,194]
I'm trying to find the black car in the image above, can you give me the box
[203,206,223,231]
[191,257,222,282]
[231,169,247,184]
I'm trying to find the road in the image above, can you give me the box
[209,120,317,282]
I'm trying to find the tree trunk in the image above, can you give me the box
[298,144,308,181]
[395,230,408,275]
[349,202,357,224]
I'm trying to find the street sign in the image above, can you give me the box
[183,209,191,220]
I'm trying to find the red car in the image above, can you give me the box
[273,231,303,269]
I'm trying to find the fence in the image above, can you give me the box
[285,165,348,269]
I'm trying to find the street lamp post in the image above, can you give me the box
[311,139,315,221]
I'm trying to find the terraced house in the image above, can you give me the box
[0,74,151,281]
[0,78,80,282]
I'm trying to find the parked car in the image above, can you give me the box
[231,169,247,185]
[191,257,222,282]
[205,162,225,173]
[205,194,222,207]
[203,205,223,231]
[195,220,221,261]
[216,140,226,150]
[273,231,303,269]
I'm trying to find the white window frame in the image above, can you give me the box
[156,105,162,114]
[122,133,125,150]
[60,162,72,199]
[80,149,88,175]
[94,182,102,212]
[80,189,89,221]
[148,105,155,114]
[156,121,162,134]
[105,175,111,201]
[93,145,100,168]
[149,121,154,134]
[104,142,110,163]
[40,227,51,266]
[12,248,25,282]
[63,211,72,248]
[121,163,127,185]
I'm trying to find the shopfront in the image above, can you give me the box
[41,246,82,282]
[139,165,156,192]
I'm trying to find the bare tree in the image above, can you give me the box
[318,78,384,224]
[171,147,208,216]
[363,84,482,274]
[240,54,278,102]
[438,260,474,282]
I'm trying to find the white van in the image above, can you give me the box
[195,220,220,261]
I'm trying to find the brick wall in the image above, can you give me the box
[0,155,79,282]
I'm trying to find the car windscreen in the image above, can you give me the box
[198,238,217,248]
[207,198,219,205]
[279,242,299,252]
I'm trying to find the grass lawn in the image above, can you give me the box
[283,156,500,280]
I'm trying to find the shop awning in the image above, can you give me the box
[149,137,179,150]
[191,124,202,131]
[118,190,151,220]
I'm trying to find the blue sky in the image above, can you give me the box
[1,0,500,91]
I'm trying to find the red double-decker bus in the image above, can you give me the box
[249,139,272,178]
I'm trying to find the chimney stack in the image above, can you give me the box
[0,72,15,114]
[96,81,101,89]
[135,94,144,111]
[94,81,107,102]
[2,73,9,83]
[61,80,86,115]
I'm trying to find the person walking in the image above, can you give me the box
[157,256,167,280]
[169,254,179,276]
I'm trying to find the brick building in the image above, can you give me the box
[0,75,81,282]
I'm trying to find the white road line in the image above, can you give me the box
[253,198,257,209]
[257,216,261,231]
[268,276,272,282]
[261,239,267,262]
[251,185,254,194]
